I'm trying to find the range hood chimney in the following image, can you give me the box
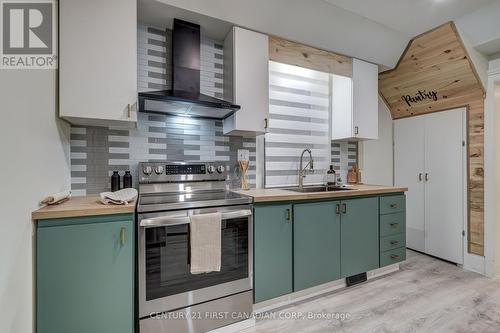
[138,19,240,119]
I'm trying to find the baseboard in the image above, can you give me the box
[463,252,485,275]
[253,264,400,313]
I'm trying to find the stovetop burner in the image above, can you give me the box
[137,190,251,213]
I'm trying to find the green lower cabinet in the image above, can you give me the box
[340,197,380,277]
[293,201,341,291]
[254,204,293,303]
[379,194,407,268]
[37,214,134,333]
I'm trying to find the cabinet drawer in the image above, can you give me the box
[380,195,405,215]
[380,233,406,252]
[380,247,406,267]
[380,212,405,237]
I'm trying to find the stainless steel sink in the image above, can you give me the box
[284,185,355,193]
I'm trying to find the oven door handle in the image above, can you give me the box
[140,209,253,227]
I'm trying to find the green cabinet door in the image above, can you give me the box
[340,197,379,277]
[37,214,134,333]
[294,201,341,291]
[254,204,293,303]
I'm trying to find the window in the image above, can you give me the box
[265,61,331,187]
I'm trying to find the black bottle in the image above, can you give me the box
[123,171,132,189]
[326,165,336,186]
[111,171,121,192]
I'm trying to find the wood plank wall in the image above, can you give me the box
[379,22,486,255]
[269,36,353,77]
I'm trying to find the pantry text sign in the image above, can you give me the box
[401,90,439,108]
[1,1,57,69]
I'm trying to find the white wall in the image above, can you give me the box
[359,98,393,186]
[456,1,500,57]
[0,69,71,333]
[484,59,500,276]
[456,26,489,89]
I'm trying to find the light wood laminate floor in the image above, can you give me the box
[240,250,500,333]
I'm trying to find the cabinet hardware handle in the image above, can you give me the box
[418,173,423,181]
[341,203,347,214]
[390,254,400,260]
[390,223,399,228]
[390,240,400,245]
[354,126,359,135]
[264,118,269,129]
[285,208,291,222]
[425,173,429,182]
[127,102,137,118]
[335,204,340,215]
[389,204,398,209]
[120,227,126,247]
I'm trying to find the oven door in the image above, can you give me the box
[138,205,253,318]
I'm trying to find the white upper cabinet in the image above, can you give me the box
[331,59,378,140]
[59,0,137,127]
[223,27,269,136]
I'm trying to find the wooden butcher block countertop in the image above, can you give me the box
[32,196,137,220]
[233,184,408,203]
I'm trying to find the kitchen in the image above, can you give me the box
[2,0,500,333]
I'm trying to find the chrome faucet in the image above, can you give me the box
[298,148,314,188]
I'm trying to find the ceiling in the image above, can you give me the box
[323,0,495,36]
[138,0,233,40]
[140,0,500,67]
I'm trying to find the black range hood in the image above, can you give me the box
[138,19,240,119]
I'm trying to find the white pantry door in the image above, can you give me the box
[394,116,426,252]
[424,109,465,264]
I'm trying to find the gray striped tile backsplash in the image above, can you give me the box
[70,24,356,195]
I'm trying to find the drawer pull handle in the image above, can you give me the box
[390,240,400,246]
[390,254,400,260]
[285,208,291,221]
[335,204,340,215]
[390,223,399,228]
[389,204,398,209]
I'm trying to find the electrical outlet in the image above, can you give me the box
[238,149,249,161]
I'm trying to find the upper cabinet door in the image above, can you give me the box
[331,59,378,140]
[331,74,353,140]
[59,0,137,127]
[223,27,269,136]
[352,59,378,140]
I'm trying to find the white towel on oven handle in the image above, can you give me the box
[189,212,222,274]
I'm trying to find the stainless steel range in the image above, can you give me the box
[137,161,253,333]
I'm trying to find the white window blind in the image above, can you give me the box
[265,61,331,187]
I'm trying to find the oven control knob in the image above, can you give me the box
[143,166,153,175]
[155,165,164,175]
[217,165,225,173]
[207,165,216,174]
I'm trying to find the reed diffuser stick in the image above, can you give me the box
[238,160,250,190]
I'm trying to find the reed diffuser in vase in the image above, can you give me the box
[237,149,250,190]
[238,160,250,190]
